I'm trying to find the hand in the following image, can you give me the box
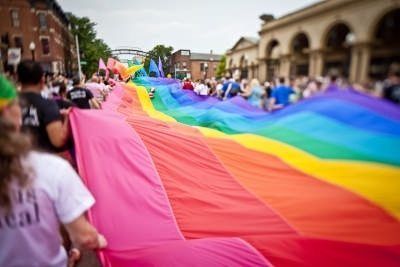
[67,248,80,267]
[97,234,107,249]
[60,107,72,117]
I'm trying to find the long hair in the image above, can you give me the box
[0,116,31,211]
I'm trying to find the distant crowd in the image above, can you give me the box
[3,68,116,112]
[181,65,400,110]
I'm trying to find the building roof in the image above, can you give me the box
[31,0,70,25]
[278,0,327,20]
[190,52,222,61]
[242,36,259,44]
[229,36,259,51]
[259,0,357,33]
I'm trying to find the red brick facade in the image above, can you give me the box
[168,49,221,81]
[190,60,218,81]
[0,0,76,75]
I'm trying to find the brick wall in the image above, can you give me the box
[169,50,191,78]
[169,49,219,80]
[0,0,76,75]
[190,60,217,81]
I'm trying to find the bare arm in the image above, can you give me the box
[240,87,253,97]
[268,97,276,111]
[90,98,101,109]
[64,214,107,250]
[46,116,69,148]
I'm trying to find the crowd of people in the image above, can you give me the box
[0,58,399,266]
[182,65,400,111]
[0,60,118,266]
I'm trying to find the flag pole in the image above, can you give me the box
[75,35,82,80]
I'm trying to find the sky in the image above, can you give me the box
[58,0,319,54]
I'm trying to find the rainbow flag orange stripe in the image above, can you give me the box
[70,78,400,267]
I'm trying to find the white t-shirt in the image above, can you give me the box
[0,151,95,267]
[41,86,52,99]
[194,84,209,96]
[216,84,223,93]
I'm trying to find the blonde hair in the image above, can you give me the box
[250,78,260,88]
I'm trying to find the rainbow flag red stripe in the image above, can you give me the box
[70,78,400,267]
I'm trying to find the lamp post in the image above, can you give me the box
[29,41,36,61]
[174,64,178,79]
[210,57,214,78]
[75,35,82,80]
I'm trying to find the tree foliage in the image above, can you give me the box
[68,14,112,77]
[144,45,174,76]
[216,54,227,79]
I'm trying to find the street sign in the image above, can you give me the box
[7,48,21,65]
[80,61,87,65]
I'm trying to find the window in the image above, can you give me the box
[41,38,50,55]
[180,50,190,56]
[200,63,205,72]
[1,33,10,46]
[10,10,20,27]
[14,36,23,53]
[38,13,47,29]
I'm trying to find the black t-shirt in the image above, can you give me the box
[53,96,75,110]
[66,87,94,109]
[19,92,62,152]
[383,84,400,104]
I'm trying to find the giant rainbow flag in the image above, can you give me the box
[70,73,400,266]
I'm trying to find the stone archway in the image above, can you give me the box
[227,58,233,77]
[290,32,310,77]
[239,55,248,79]
[323,22,352,77]
[266,39,280,81]
[370,8,400,79]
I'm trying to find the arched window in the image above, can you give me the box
[370,9,400,79]
[375,9,400,45]
[326,23,351,49]
[323,23,352,77]
[265,40,280,80]
[266,40,280,59]
[292,33,309,54]
[291,33,310,76]
[239,56,248,79]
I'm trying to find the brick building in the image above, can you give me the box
[0,0,76,75]
[168,49,222,81]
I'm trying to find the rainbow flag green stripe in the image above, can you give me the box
[134,78,400,166]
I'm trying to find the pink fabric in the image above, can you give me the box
[85,82,104,99]
[69,85,270,266]
[98,58,109,77]
[106,58,116,70]
[104,238,269,267]
[99,58,107,70]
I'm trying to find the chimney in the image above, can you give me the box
[259,14,275,23]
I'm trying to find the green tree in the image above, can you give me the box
[68,14,112,77]
[216,54,226,79]
[144,45,173,76]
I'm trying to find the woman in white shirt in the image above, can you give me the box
[0,75,106,267]
[194,80,209,96]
